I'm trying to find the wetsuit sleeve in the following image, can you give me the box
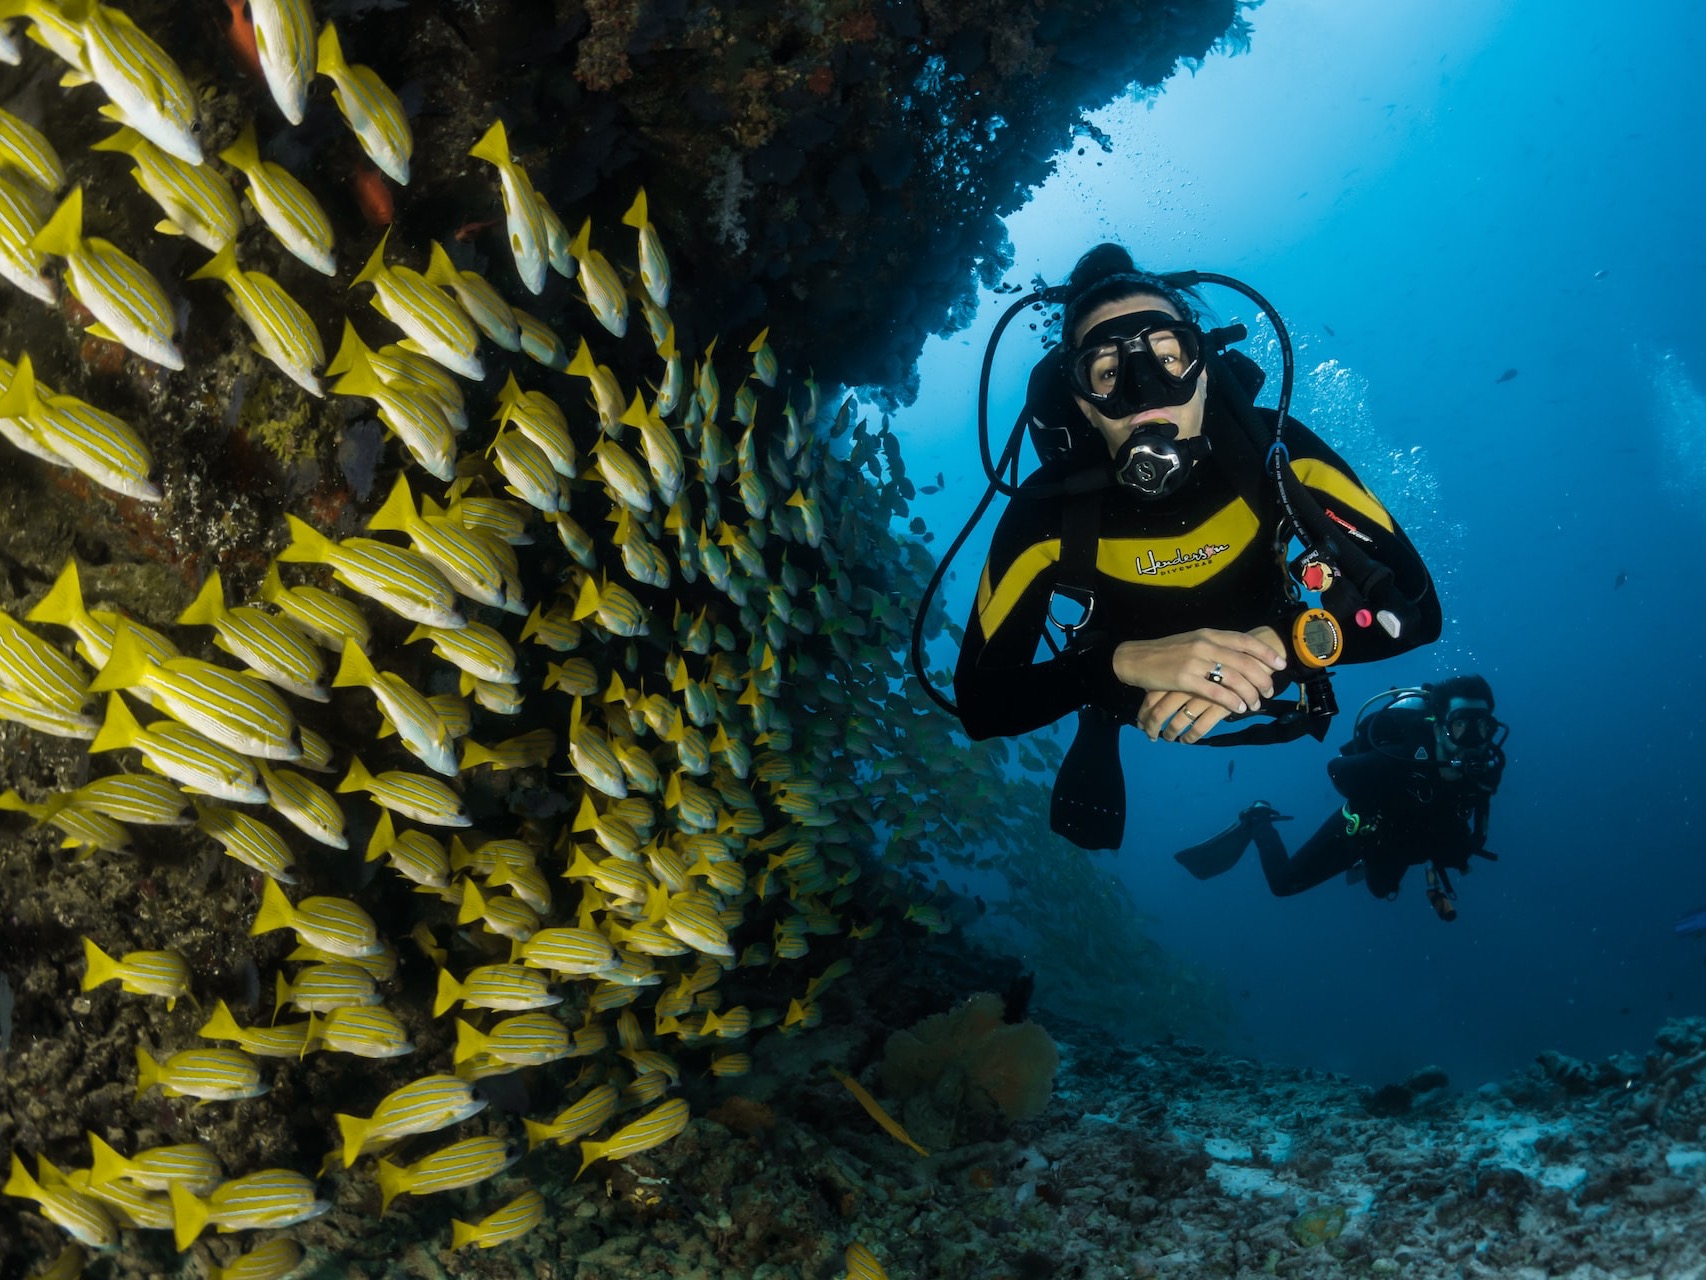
[952,499,1124,740]
[1284,421,1443,663]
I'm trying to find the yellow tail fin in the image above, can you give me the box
[26,559,93,634]
[351,226,391,290]
[367,472,417,535]
[621,188,648,229]
[277,514,337,566]
[80,936,117,991]
[186,243,239,285]
[30,187,83,259]
[249,877,297,938]
[217,121,260,172]
[88,620,151,694]
[90,692,143,754]
[175,571,228,627]
[332,642,378,690]
[467,119,510,168]
[336,753,376,794]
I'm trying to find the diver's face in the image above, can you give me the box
[1072,293,1208,457]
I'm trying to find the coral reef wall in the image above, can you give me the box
[391,0,1240,398]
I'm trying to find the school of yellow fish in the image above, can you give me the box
[0,0,1028,1272]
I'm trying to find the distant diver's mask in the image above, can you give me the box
[1068,312,1208,500]
[1439,701,1507,775]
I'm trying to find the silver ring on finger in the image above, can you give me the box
[1207,661,1225,684]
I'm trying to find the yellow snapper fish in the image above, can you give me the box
[90,620,301,761]
[325,322,456,479]
[208,1238,304,1280]
[334,1073,488,1168]
[352,228,483,379]
[274,962,378,1014]
[0,171,57,302]
[0,355,160,501]
[250,876,382,957]
[258,762,346,848]
[197,999,311,1058]
[432,962,560,1016]
[135,1044,267,1102]
[84,1132,221,1194]
[303,1005,413,1058]
[568,216,627,337]
[30,187,183,369]
[176,569,327,700]
[89,125,239,251]
[168,1168,330,1250]
[577,1096,690,1178]
[259,562,371,654]
[495,371,577,476]
[57,771,188,826]
[365,808,449,888]
[333,645,457,777]
[7,792,136,857]
[619,391,685,507]
[337,754,470,826]
[621,187,669,307]
[368,471,522,612]
[188,242,326,396]
[748,326,778,387]
[0,596,90,715]
[846,1243,889,1280]
[63,0,203,164]
[451,1187,545,1251]
[217,122,335,275]
[466,119,547,294]
[376,1135,520,1214]
[3,1154,117,1250]
[89,692,266,803]
[315,21,410,184]
[522,1082,617,1150]
[408,620,517,686]
[653,323,684,417]
[80,936,191,1007]
[511,303,568,370]
[566,337,625,432]
[428,242,520,350]
[249,0,315,125]
[0,106,64,192]
[452,876,539,941]
[488,426,565,512]
[196,801,298,882]
[278,513,464,629]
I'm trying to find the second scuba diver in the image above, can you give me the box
[1173,676,1507,922]
[948,245,1442,848]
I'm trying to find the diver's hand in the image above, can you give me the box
[1113,627,1286,742]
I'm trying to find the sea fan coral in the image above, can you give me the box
[880,991,1059,1147]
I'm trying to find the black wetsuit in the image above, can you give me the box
[1253,748,1499,899]
[953,405,1442,740]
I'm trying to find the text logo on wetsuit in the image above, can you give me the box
[1135,543,1232,577]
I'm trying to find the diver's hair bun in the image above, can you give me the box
[1065,243,1139,297]
[1058,243,1200,344]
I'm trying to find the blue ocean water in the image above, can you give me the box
[895,0,1706,1089]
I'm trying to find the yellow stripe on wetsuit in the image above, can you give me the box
[1289,458,1394,533]
[976,455,1390,644]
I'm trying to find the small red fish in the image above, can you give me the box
[454,218,497,244]
[353,164,394,228]
[222,0,262,82]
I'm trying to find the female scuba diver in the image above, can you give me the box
[1172,676,1507,922]
[944,245,1442,849]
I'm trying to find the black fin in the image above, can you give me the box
[1172,816,1256,880]
[1050,707,1125,850]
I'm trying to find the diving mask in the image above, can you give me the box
[1067,311,1206,419]
[1439,702,1506,774]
